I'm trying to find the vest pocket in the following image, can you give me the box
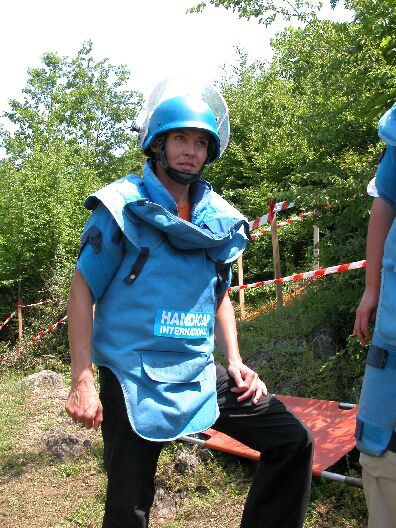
[367,344,389,369]
[140,351,208,383]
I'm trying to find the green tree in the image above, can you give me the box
[2,40,143,177]
[189,0,321,25]
[344,0,396,114]
[205,0,395,285]
[0,42,144,303]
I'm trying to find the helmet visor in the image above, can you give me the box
[137,77,230,159]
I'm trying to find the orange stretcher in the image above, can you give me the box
[181,395,362,488]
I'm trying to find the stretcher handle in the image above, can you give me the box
[338,402,356,410]
[321,471,363,488]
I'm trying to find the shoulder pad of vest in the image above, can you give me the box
[84,174,145,211]
[205,189,247,222]
[379,103,396,146]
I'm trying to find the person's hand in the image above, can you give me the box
[65,375,103,430]
[228,361,268,404]
[353,287,380,347]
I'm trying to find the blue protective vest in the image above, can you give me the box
[77,162,249,441]
[356,219,396,456]
[356,108,396,456]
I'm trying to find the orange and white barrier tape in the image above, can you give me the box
[229,260,366,292]
[249,202,336,234]
[249,201,295,231]
[15,315,68,353]
[251,212,316,238]
[0,315,67,365]
[19,300,52,309]
[243,285,307,320]
[0,311,16,331]
[1,300,52,333]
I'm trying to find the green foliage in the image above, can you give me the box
[345,0,396,115]
[234,276,366,402]
[0,41,144,306]
[2,41,143,170]
[188,0,322,26]
[202,0,395,299]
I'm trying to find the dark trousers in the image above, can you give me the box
[99,364,313,528]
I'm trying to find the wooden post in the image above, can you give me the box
[313,226,320,270]
[17,282,23,343]
[271,215,283,308]
[237,255,246,320]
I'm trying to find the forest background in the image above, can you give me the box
[0,0,395,526]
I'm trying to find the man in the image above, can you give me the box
[66,78,313,528]
[354,102,396,528]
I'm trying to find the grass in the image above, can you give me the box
[0,372,30,456]
[233,278,366,403]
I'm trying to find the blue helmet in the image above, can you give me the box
[141,95,221,163]
[137,78,230,184]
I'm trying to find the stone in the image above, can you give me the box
[23,370,65,389]
[44,430,91,460]
[310,327,337,360]
[174,448,200,474]
[152,487,179,523]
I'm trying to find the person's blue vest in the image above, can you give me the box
[356,105,396,456]
[77,162,249,441]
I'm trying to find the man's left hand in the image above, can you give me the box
[228,362,268,404]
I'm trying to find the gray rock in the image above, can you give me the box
[174,448,200,473]
[309,327,337,360]
[24,370,65,389]
[44,430,92,460]
[197,446,211,464]
[152,487,180,522]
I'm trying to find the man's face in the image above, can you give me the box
[164,128,209,174]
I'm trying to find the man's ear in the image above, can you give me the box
[150,139,160,153]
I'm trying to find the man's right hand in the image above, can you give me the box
[65,375,103,430]
[353,287,380,347]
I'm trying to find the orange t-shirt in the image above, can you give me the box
[178,202,191,222]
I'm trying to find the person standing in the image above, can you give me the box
[66,78,313,528]
[354,102,396,528]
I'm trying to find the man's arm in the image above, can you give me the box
[215,292,267,404]
[65,271,103,430]
[354,197,395,347]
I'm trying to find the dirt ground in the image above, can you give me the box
[0,371,247,528]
